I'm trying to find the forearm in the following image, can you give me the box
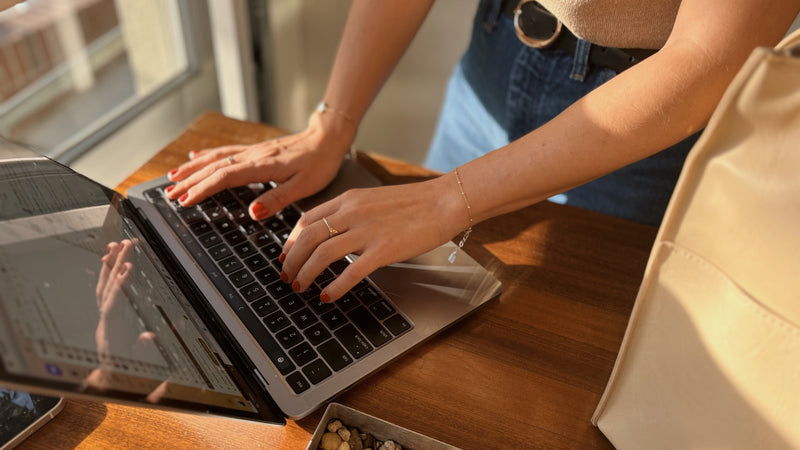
[322,0,434,125]
[455,0,799,225]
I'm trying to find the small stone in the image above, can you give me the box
[337,427,351,441]
[362,433,375,449]
[348,428,364,450]
[320,432,343,450]
[327,419,343,433]
[378,441,397,450]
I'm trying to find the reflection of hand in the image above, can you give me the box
[88,240,159,394]
[281,174,468,303]
[164,113,355,220]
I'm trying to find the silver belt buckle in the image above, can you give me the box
[513,0,562,49]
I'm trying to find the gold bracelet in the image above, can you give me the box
[449,167,473,264]
[316,101,356,126]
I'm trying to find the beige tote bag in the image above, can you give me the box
[592,30,800,449]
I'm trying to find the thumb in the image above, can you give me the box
[248,177,309,221]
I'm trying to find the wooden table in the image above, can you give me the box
[22,112,657,449]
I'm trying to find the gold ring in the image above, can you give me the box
[226,155,235,166]
[322,217,339,239]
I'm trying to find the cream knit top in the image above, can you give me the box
[538,0,682,49]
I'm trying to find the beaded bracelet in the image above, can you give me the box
[449,167,473,264]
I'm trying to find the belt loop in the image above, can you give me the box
[482,0,504,32]
[570,39,592,82]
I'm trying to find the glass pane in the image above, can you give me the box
[0,0,189,159]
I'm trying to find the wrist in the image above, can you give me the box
[308,101,358,156]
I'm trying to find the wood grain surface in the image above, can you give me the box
[21,112,657,449]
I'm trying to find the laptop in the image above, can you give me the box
[0,138,502,425]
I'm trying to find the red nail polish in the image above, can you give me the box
[188,150,198,159]
[278,252,286,264]
[280,271,288,283]
[320,292,331,303]
[251,202,269,220]
[169,169,178,177]
[292,280,300,292]
[179,193,189,204]
[165,185,175,194]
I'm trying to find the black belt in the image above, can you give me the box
[503,0,656,73]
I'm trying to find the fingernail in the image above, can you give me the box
[168,169,178,180]
[278,252,286,264]
[320,292,331,303]
[291,280,300,292]
[179,193,189,205]
[188,150,198,159]
[119,264,128,277]
[165,185,175,194]
[250,202,269,220]
[280,271,288,283]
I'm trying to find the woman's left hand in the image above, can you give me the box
[280,173,467,303]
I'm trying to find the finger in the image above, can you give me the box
[281,199,341,260]
[96,242,119,307]
[248,175,322,221]
[102,241,132,303]
[320,254,376,303]
[167,146,246,183]
[284,220,354,292]
[177,160,273,207]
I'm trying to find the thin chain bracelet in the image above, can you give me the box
[449,167,473,264]
[316,101,356,126]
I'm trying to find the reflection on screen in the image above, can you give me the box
[0,154,255,413]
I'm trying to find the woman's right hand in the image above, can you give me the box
[164,111,356,220]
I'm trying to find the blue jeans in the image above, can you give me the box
[425,0,698,227]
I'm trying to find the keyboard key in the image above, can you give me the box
[261,242,282,261]
[290,308,318,329]
[336,293,359,313]
[240,283,266,302]
[321,309,347,330]
[384,314,411,336]
[275,229,291,244]
[255,267,280,285]
[315,269,334,286]
[198,232,221,248]
[208,244,232,261]
[251,231,273,247]
[198,198,217,211]
[276,326,303,349]
[329,259,349,275]
[288,342,317,366]
[180,208,204,223]
[303,323,331,346]
[302,359,332,385]
[278,294,304,315]
[266,281,293,301]
[355,285,382,305]
[369,300,396,321]
[213,190,236,204]
[232,186,257,204]
[286,371,310,394]
[241,221,261,235]
[264,311,289,332]
[224,230,247,246]
[229,269,253,288]
[228,208,250,223]
[308,297,335,315]
[317,339,353,372]
[234,242,257,259]
[281,208,302,227]
[334,324,373,359]
[299,285,321,301]
[207,207,227,222]
[219,256,243,274]
[251,298,278,317]
[347,306,391,347]
[264,217,286,233]
[244,254,269,272]
[189,221,211,236]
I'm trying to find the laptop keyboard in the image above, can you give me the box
[143,183,412,395]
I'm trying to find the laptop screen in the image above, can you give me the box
[0,145,281,423]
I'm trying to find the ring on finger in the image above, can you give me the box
[322,217,339,239]
[226,155,235,166]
